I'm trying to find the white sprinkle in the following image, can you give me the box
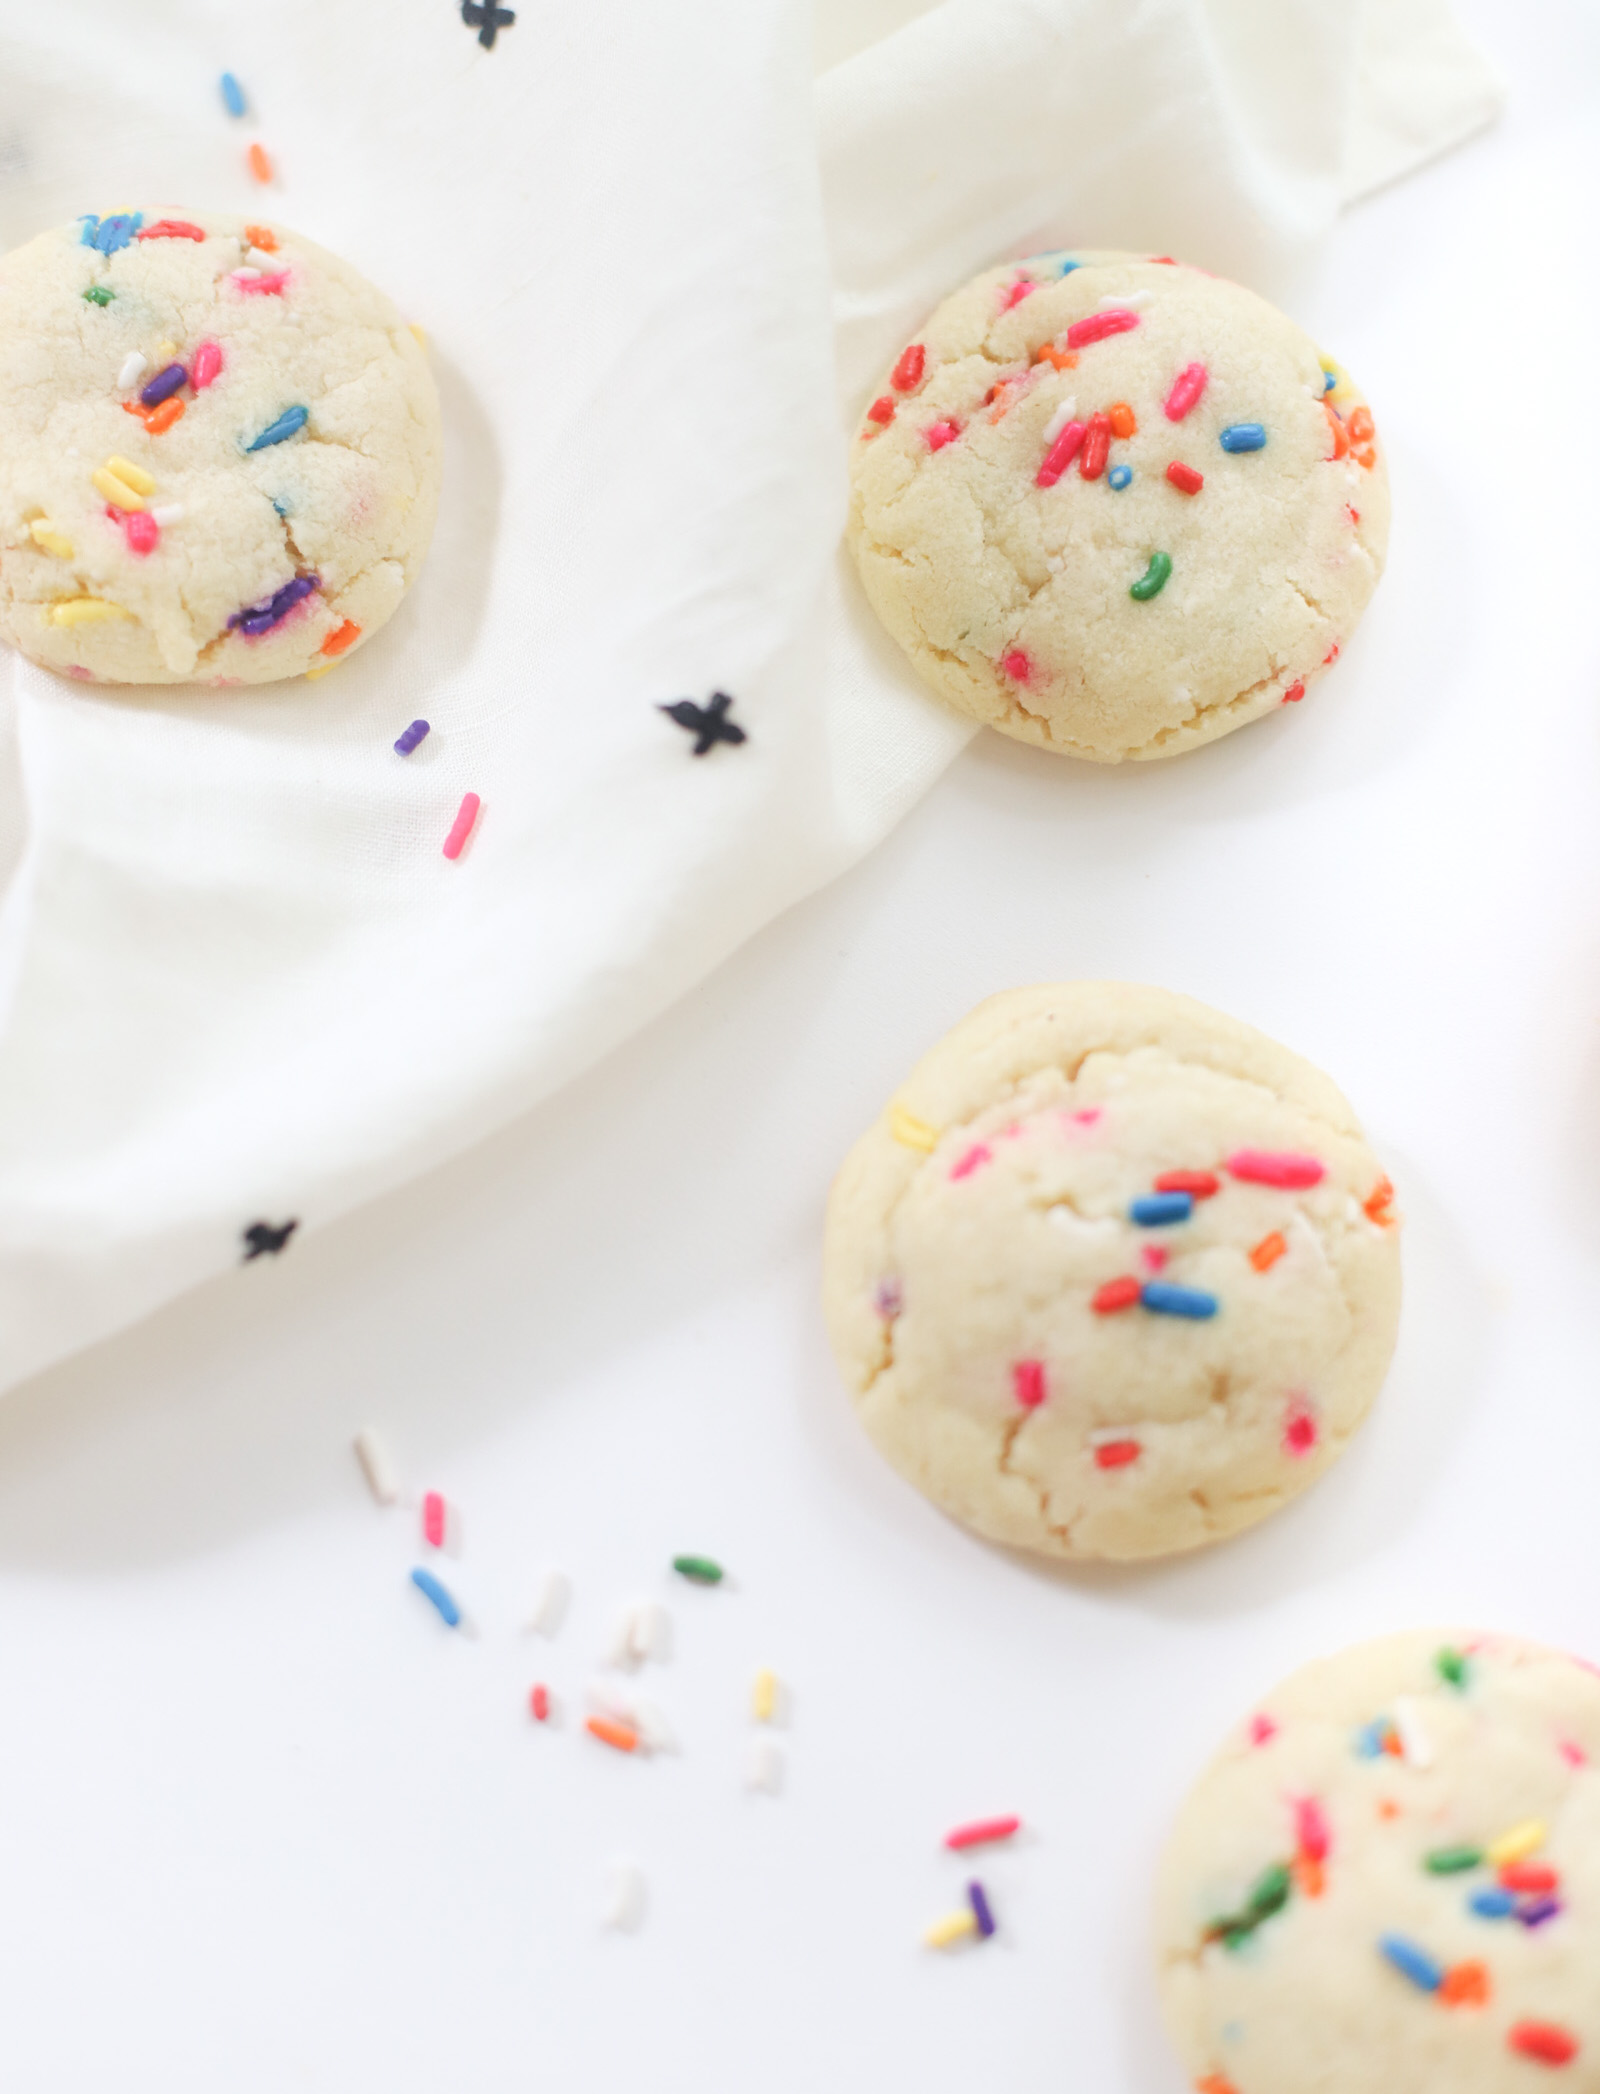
[352,1426,400,1506]
[586,1678,639,1726]
[525,1570,570,1638]
[148,503,185,527]
[601,1859,646,1932]
[1099,288,1153,309]
[607,1608,641,1669]
[1394,1696,1434,1770]
[628,1601,670,1665]
[630,1697,679,1755]
[746,1737,784,1794]
[117,351,147,390]
[1041,396,1078,445]
[233,266,261,282]
[1046,1205,1118,1241]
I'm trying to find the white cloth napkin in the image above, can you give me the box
[0,0,1500,1397]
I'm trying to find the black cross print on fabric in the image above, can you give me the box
[659,692,747,756]
[241,1219,299,1261]
[461,0,515,47]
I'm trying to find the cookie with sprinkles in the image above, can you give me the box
[1156,1630,1600,2092]
[0,211,441,684]
[821,982,1400,1559]
[848,250,1387,761]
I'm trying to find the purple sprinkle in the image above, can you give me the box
[140,362,187,408]
[967,1881,995,1939]
[228,573,320,635]
[873,1277,903,1319]
[394,719,431,756]
[1519,1896,1563,1929]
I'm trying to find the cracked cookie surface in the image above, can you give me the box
[821,983,1401,1560]
[0,210,440,685]
[847,251,1388,761]
[1155,1630,1600,2094]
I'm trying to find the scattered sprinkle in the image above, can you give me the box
[1157,1171,1219,1199]
[1393,1697,1433,1768]
[1248,1714,1278,1747]
[1164,362,1208,420]
[925,418,962,451]
[1281,679,1305,705]
[244,223,279,253]
[587,1715,639,1754]
[1208,1863,1292,1949]
[1131,1191,1193,1227]
[526,1571,570,1637]
[891,344,926,392]
[1107,464,1132,490]
[220,71,247,117]
[1380,1933,1444,1993]
[1140,1245,1168,1273]
[49,596,128,626]
[1485,1821,1546,1869]
[1220,422,1267,453]
[967,1881,996,1938]
[1227,1150,1323,1189]
[233,267,289,296]
[866,395,894,427]
[1012,1360,1047,1409]
[246,404,309,451]
[1502,1864,1560,1894]
[462,0,517,46]
[529,1683,551,1721]
[1000,647,1033,684]
[1036,418,1087,487]
[395,719,431,756]
[1519,1896,1563,1929]
[672,1555,724,1585]
[1509,2023,1579,2067]
[422,1490,448,1549]
[1439,1960,1491,2007]
[999,277,1034,311]
[1364,1176,1397,1224]
[1092,1275,1142,1315]
[1066,309,1140,350]
[1041,396,1078,444]
[1140,1281,1217,1319]
[752,1668,778,1722]
[1079,412,1112,481]
[116,351,147,390]
[945,1816,1020,1851]
[1094,1438,1141,1470]
[353,1426,401,1506]
[1249,1232,1287,1272]
[1130,551,1172,601]
[247,142,273,184]
[924,1909,978,1950]
[1283,1400,1318,1457]
[82,285,116,307]
[874,1277,903,1319]
[889,1105,938,1152]
[659,691,745,754]
[123,510,159,557]
[241,1219,297,1258]
[1472,1888,1518,1920]
[746,1737,784,1793]
[190,340,223,390]
[137,218,206,243]
[950,1142,991,1181]
[229,574,319,636]
[442,792,481,860]
[602,1859,645,1932]
[321,619,361,659]
[79,212,142,255]
[1436,1647,1470,1690]
[1166,460,1204,494]
[140,362,187,409]
[1107,401,1137,439]
[410,1566,463,1629]
[28,521,74,559]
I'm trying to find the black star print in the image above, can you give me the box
[461,0,515,47]
[241,1219,299,1261]
[659,691,747,756]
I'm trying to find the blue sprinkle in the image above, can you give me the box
[1058,259,1081,276]
[1323,370,1337,393]
[220,71,247,118]
[1470,1888,1517,1920]
[1107,464,1133,490]
[246,404,309,452]
[270,498,290,518]
[1354,1719,1388,1759]
[395,719,431,757]
[1140,1281,1217,1319]
[1220,422,1267,453]
[79,211,142,255]
[411,1567,462,1628]
[1379,1934,1444,1993]
[1131,1192,1193,1227]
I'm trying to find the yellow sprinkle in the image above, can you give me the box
[751,1668,778,1723]
[154,340,178,365]
[29,520,74,558]
[408,321,427,346]
[304,660,340,681]
[890,1104,938,1153]
[49,598,129,626]
[105,454,155,495]
[92,468,146,512]
[924,1910,978,1950]
[1485,1820,1546,1869]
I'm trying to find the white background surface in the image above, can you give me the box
[1,3,1596,2088]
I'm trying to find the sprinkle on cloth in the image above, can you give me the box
[241,1218,297,1258]
[247,142,273,185]
[394,719,431,756]
[529,1683,551,1722]
[352,1426,401,1506]
[751,1668,779,1723]
[586,1715,640,1754]
[219,71,247,117]
[410,1566,465,1629]
[924,1909,979,1950]
[601,1861,646,1933]
[672,1554,725,1585]
[525,1570,570,1637]
[967,1882,997,1939]
[441,792,481,860]
[659,691,746,754]
[462,0,516,46]
[945,1816,1021,1851]
[746,1737,784,1794]
[421,1491,449,1549]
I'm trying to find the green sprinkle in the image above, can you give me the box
[1130,550,1172,601]
[1248,1863,1292,1919]
[1425,1846,1484,1875]
[82,285,115,307]
[1436,1648,1470,1689]
[672,1554,724,1584]
[1207,1858,1295,1950]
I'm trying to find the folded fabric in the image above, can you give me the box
[0,0,1501,1398]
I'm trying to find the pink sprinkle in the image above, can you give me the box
[1140,1245,1168,1273]
[1164,361,1208,420]
[1000,648,1032,684]
[1012,1360,1047,1409]
[1294,1796,1331,1862]
[1249,1714,1279,1747]
[1036,419,1086,487]
[950,1143,992,1181]
[1323,641,1341,665]
[925,419,962,451]
[190,339,223,389]
[999,278,1034,311]
[1284,1400,1319,1457]
[1227,1150,1325,1189]
[1071,1108,1101,1126]
[1559,1739,1588,1769]
[232,268,289,295]
[442,792,481,860]
[1282,679,1305,705]
[422,1491,446,1548]
[874,1277,903,1319]
[1065,308,1140,351]
[124,511,159,556]
[66,664,96,680]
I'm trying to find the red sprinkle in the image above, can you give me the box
[925,419,962,451]
[1294,1796,1331,1862]
[1000,648,1032,684]
[1323,641,1341,665]
[1509,2024,1579,2068]
[190,340,223,390]
[1164,362,1208,420]
[1166,461,1204,495]
[1012,1360,1047,1409]
[866,395,894,427]
[136,218,206,242]
[529,1684,551,1722]
[945,1816,1021,1851]
[1065,309,1140,350]
[1154,1170,1219,1199]
[234,269,289,295]
[1079,412,1112,481]
[1283,1401,1318,1457]
[1501,1863,1560,1894]
[1227,1150,1324,1189]
[1035,419,1087,487]
[950,1143,991,1181]
[1094,1439,1140,1469]
[891,344,926,392]
[1282,679,1305,704]
[1092,1276,1141,1315]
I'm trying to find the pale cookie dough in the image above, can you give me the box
[1156,1630,1600,2093]
[0,209,441,684]
[821,983,1400,1560]
[848,250,1388,761]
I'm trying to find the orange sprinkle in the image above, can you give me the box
[320,618,361,658]
[585,1716,638,1754]
[1250,1232,1287,1273]
[1293,1853,1325,1899]
[1323,402,1349,459]
[121,401,153,425]
[1347,405,1374,446]
[1440,1961,1492,2009]
[1108,401,1137,439]
[1197,2077,1241,2094]
[1363,1176,1396,1225]
[244,222,279,252]
[1378,1798,1402,1821]
[247,142,273,184]
[1352,444,1377,471]
[1034,344,1078,371]
[986,378,1027,424]
[144,396,185,435]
